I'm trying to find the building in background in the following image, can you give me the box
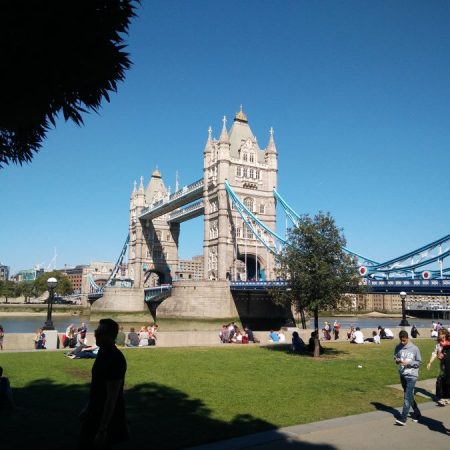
[58,265,87,294]
[175,255,204,281]
[81,261,116,295]
[14,268,44,282]
[0,264,9,281]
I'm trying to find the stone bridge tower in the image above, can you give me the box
[128,170,180,288]
[203,108,278,281]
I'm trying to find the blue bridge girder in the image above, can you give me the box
[366,278,450,294]
[230,280,450,295]
[144,285,172,303]
[139,179,204,221]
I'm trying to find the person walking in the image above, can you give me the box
[79,318,129,449]
[394,330,422,425]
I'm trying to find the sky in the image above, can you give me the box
[2,0,450,275]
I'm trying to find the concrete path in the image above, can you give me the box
[188,379,450,450]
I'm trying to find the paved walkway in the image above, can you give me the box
[189,379,450,450]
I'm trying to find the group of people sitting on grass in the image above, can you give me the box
[292,331,324,354]
[219,323,258,344]
[64,323,160,359]
[136,324,158,347]
[61,322,88,349]
[345,325,395,344]
[114,324,159,347]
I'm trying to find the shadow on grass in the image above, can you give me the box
[3,378,338,450]
[262,343,349,358]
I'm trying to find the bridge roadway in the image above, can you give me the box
[139,179,204,222]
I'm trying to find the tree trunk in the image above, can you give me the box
[313,307,320,357]
[300,308,307,329]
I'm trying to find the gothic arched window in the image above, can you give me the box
[243,152,248,162]
[244,197,254,212]
[249,153,254,163]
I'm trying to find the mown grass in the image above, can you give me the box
[1,339,439,449]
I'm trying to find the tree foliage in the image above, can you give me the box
[34,271,73,297]
[0,280,20,303]
[0,0,139,167]
[273,212,365,355]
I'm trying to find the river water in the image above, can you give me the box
[0,315,445,333]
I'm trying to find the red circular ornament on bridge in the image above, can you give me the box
[422,271,431,280]
[359,266,367,276]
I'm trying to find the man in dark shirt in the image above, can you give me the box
[79,319,128,449]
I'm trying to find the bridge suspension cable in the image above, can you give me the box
[88,234,130,299]
[225,181,285,254]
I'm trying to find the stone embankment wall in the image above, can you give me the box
[1,327,432,351]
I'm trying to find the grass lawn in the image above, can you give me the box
[1,339,440,449]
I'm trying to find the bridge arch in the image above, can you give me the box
[236,253,267,281]
[143,269,169,287]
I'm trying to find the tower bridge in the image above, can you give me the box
[89,107,450,321]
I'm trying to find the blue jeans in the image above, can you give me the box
[400,375,420,421]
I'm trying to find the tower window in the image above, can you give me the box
[244,197,254,212]
[249,153,254,163]
[243,152,248,162]
[259,203,265,214]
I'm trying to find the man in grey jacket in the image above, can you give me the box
[394,330,422,425]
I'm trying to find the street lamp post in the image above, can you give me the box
[43,277,58,330]
[399,291,410,327]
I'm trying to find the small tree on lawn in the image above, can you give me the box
[274,211,364,357]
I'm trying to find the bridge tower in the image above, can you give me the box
[128,170,180,288]
[203,107,278,281]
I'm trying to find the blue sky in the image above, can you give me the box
[2,0,450,275]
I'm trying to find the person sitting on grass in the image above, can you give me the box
[347,326,355,341]
[126,327,139,347]
[219,325,229,343]
[244,326,259,343]
[268,330,280,343]
[307,331,323,354]
[292,331,306,353]
[364,330,381,344]
[68,345,99,359]
[378,326,394,339]
[350,327,365,344]
[138,327,149,346]
[33,328,46,350]
[147,326,157,346]
[115,326,126,347]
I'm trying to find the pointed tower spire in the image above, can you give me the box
[266,126,277,154]
[204,126,213,154]
[139,175,144,191]
[133,180,137,193]
[219,116,229,143]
